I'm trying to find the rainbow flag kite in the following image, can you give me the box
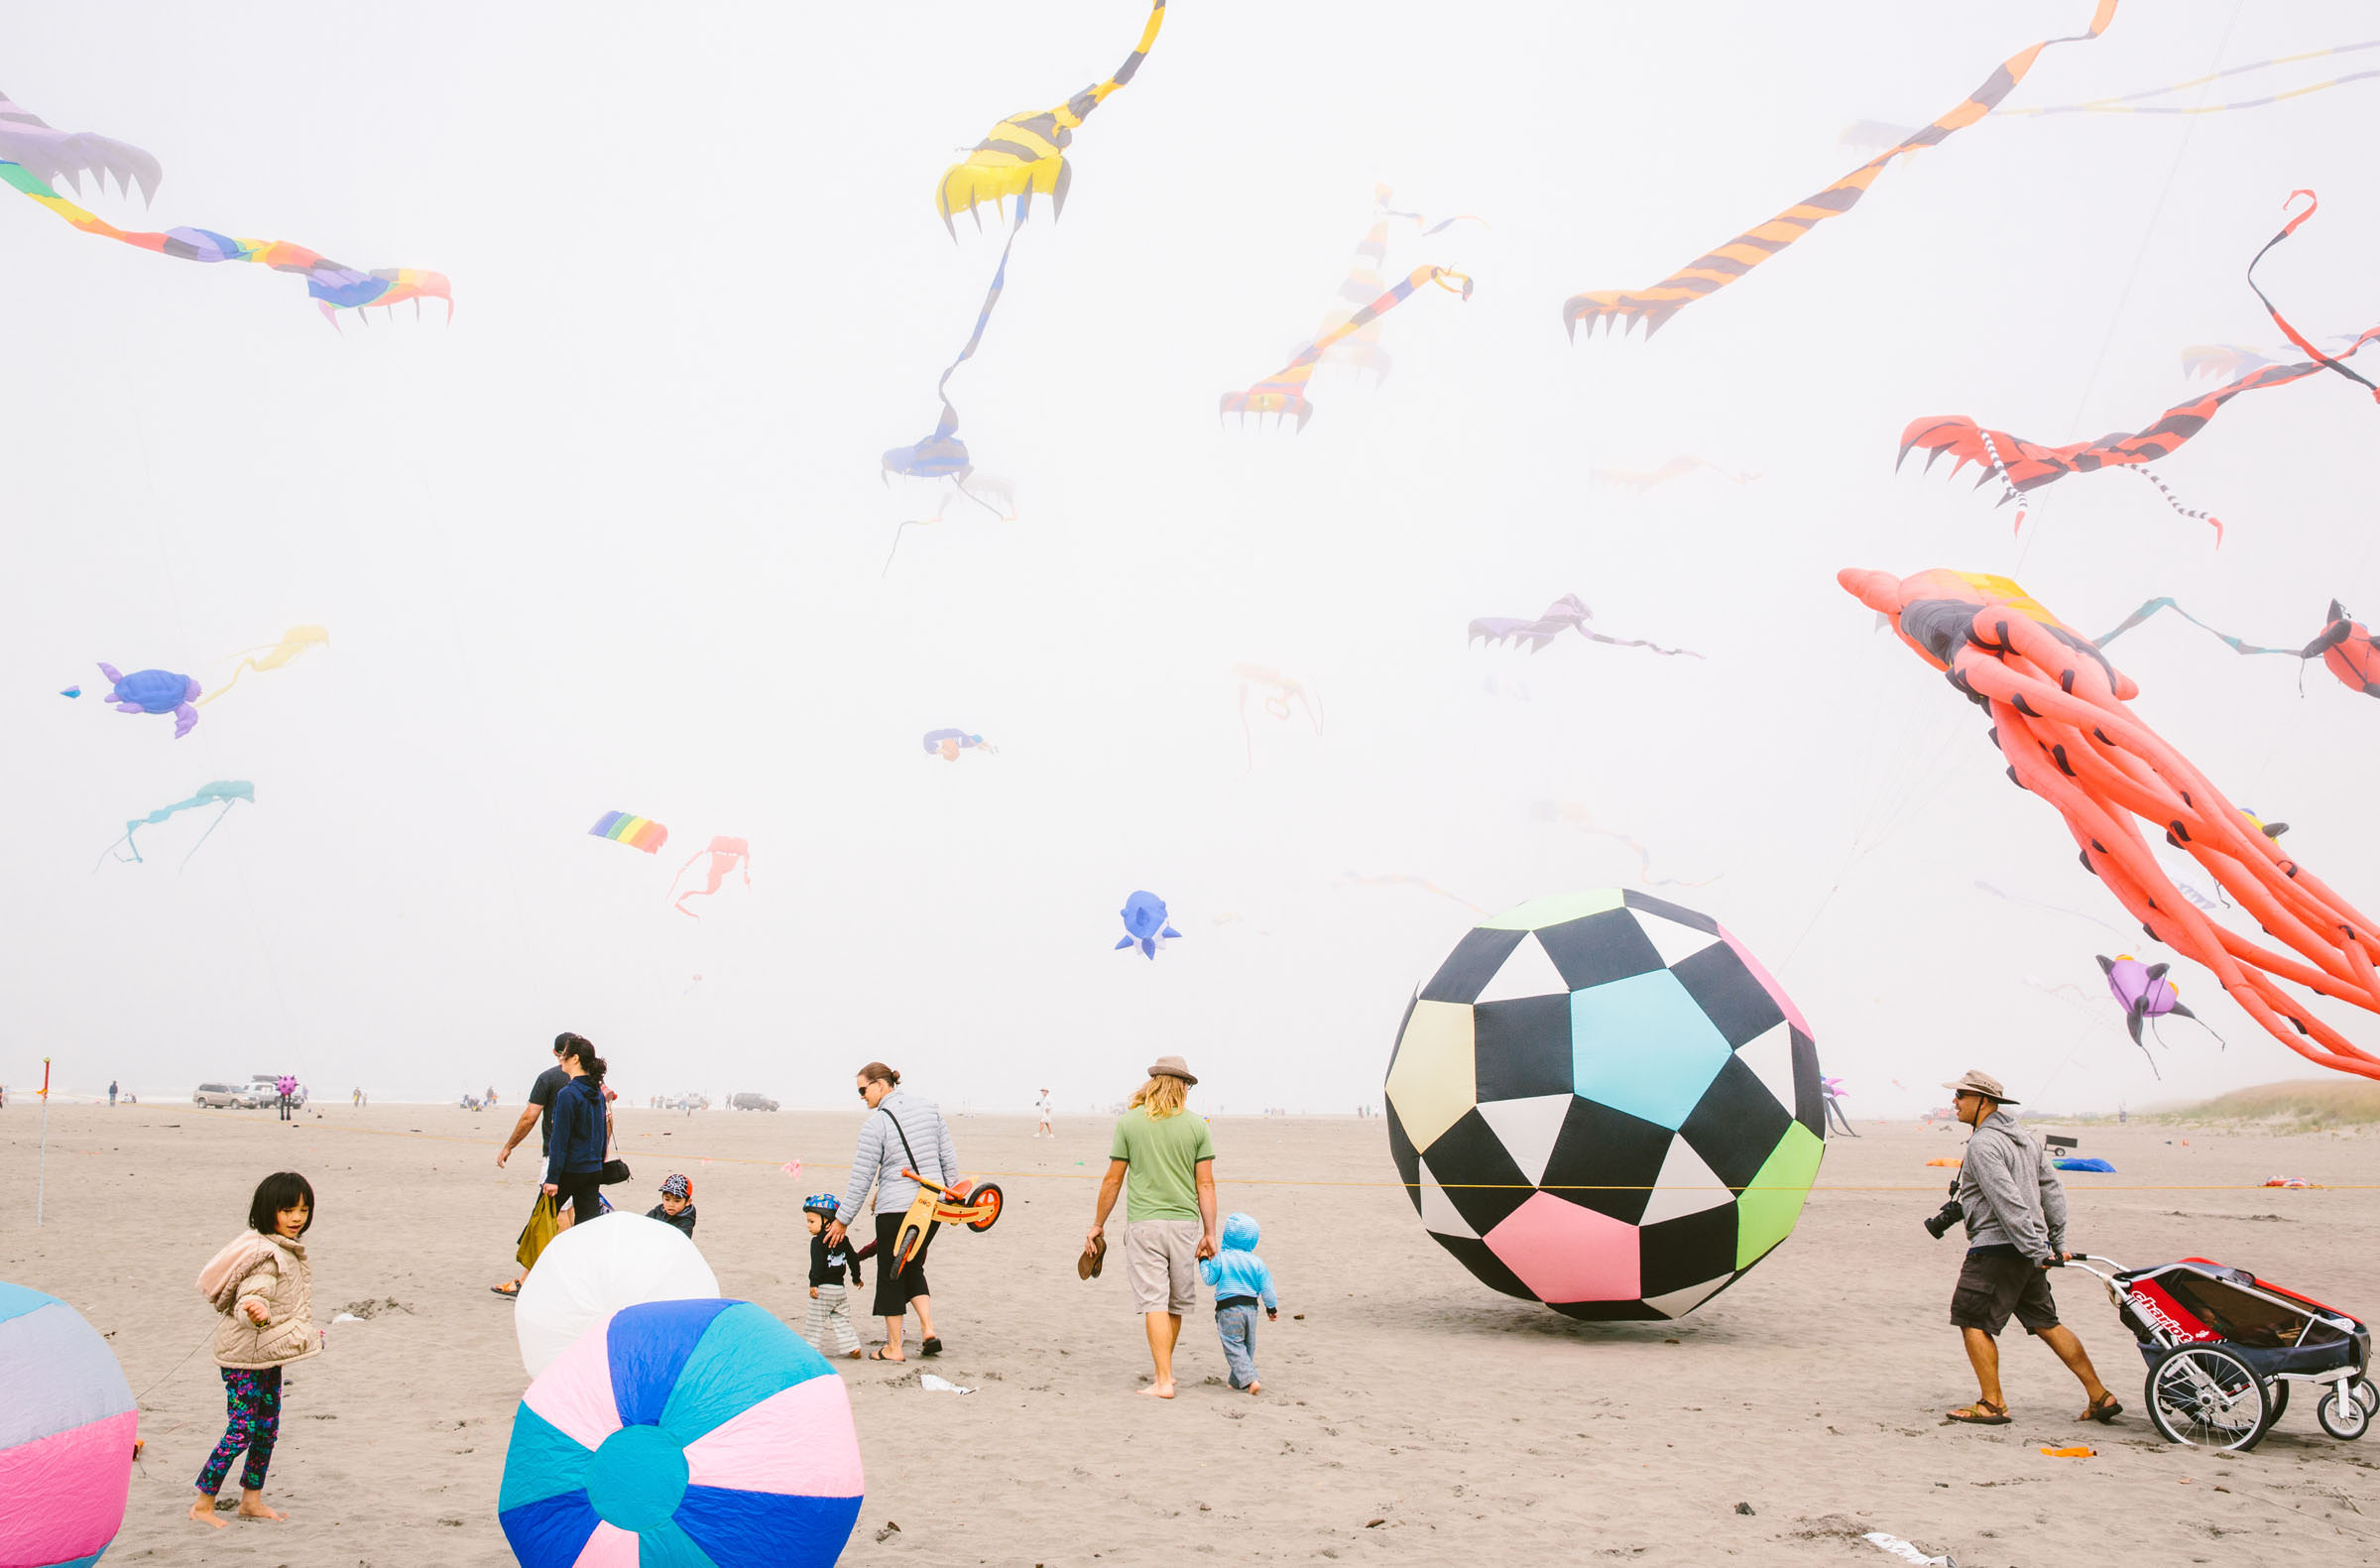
[588,811,668,854]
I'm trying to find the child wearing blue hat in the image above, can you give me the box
[802,1194,875,1358]
[1199,1211,1278,1393]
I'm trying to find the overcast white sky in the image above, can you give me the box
[4,1,2376,1114]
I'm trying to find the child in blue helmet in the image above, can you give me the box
[802,1194,875,1359]
[1198,1211,1278,1393]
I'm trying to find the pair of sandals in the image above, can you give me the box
[1948,1392,2122,1426]
[867,1337,942,1362]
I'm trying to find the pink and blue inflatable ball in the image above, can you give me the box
[499,1298,863,1567]
[0,1283,137,1568]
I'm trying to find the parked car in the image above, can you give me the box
[246,1076,307,1109]
[192,1082,248,1108]
[728,1092,778,1112]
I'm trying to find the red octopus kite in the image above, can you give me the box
[1841,566,2380,1082]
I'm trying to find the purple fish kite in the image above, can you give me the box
[2097,952,2223,1074]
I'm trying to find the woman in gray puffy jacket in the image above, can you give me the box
[189,1171,319,1528]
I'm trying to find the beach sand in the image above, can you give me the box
[5,1102,2379,1565]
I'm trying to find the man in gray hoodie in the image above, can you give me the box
[1941,1069,2121,1426]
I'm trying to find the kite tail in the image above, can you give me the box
[194,659,257,708]
[2245,190,2380,402]
[2128,467,2222,543]
[178,800,238,870]
[1082,1,1168,113]
[1976,428,2030,532]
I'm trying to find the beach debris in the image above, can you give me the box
[332,1312,361,1324]
[1386,889,1823,1321]
[919,1373,975,1394]
[1733,1502,1755,1514]
[1862,1532,1957,1567]
[875,1520,902,1543]
[2265,1175,2313,1189]
[334,1297,413,1320]
[501,1298,863,1563]
[2039,1445,2095,1457]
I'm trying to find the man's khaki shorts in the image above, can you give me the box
[1124,1219,1202,1315]
[1951,1247,2060,1337]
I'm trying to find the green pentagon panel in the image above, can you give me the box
[1383,999,1477,1152]
[1733,1121,1824,1269]
[1480,889,1624,931]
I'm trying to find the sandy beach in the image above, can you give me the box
[6,1102,2379,1565]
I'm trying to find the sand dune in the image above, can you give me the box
[4,1103,2378,1564]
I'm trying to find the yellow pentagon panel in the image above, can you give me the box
[1383,1000,1477,1151]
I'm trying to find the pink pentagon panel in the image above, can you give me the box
[0,1408,138,1566]
[1720,924,1811,1036]
[680,1375,865,1499]
[572,1519,642,1567]
[1483,1192,1640,1303]
[521,1314,621,1451]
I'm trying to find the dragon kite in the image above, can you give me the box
[1899,190,2378,537]
[0,88,447,325]
[1468,593,1701,659]
[934,1,1165,235]
[1564,1,2119,338]
[1222,265,1472,430]
[2091,597,2380,698]
[1842,565,2380,1082]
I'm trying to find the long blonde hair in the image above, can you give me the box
[1129,1074,1188,1120]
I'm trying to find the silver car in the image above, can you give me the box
[192,1082,247,1109]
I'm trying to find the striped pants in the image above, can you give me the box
[802,1282,859,1356]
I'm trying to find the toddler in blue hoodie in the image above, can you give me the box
[1198,1211,1278,1393]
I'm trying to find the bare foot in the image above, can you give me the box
[1245,1382,1262,1395]
[1138,1382,1176,1399]
[190,1498,228,1530]
[236,1498,285,1521]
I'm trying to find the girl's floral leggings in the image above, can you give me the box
[196,1366,283,1495]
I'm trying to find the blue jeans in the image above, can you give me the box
[1217,1303,1260,1388]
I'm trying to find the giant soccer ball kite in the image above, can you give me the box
[1385,890,1825,1320]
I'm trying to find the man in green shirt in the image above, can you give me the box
[1087,1055,1218,1399]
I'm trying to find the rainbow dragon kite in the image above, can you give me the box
[0,86,448,325]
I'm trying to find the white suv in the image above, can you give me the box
[246,1077,307,1110]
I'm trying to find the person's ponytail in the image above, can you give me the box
[563,1035,608,1087]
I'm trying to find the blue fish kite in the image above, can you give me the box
[1115,890,1181,959]
[96,662,202,738]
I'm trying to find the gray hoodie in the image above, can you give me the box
[1956,1108,2067,1264]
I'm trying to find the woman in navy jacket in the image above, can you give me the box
[541,1036,610,1227]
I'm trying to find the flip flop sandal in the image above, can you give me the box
[490,1282,521,1298]
[867,1347,903,1361]
[1947,1401,2010,1425]
[920,1337,943,1358]
[1078,1236,1108,1281]
[2082,1393,2123,1423]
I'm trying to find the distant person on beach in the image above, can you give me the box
[1199,1210,1277,1394]
[1939,1069,2120,1427]
[827,1061,958,1362]
[648,1173,697,1238]
[1035,1087,1053,1139]
[1086,1055,1217,1400]
[541,1037,610,1229]
[802,1193,875,1359]
[109,1079,118,1107]
[189,1171,318,1529]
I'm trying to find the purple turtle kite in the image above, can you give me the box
[2097,952,2223,1074]
[96,663,201,738]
